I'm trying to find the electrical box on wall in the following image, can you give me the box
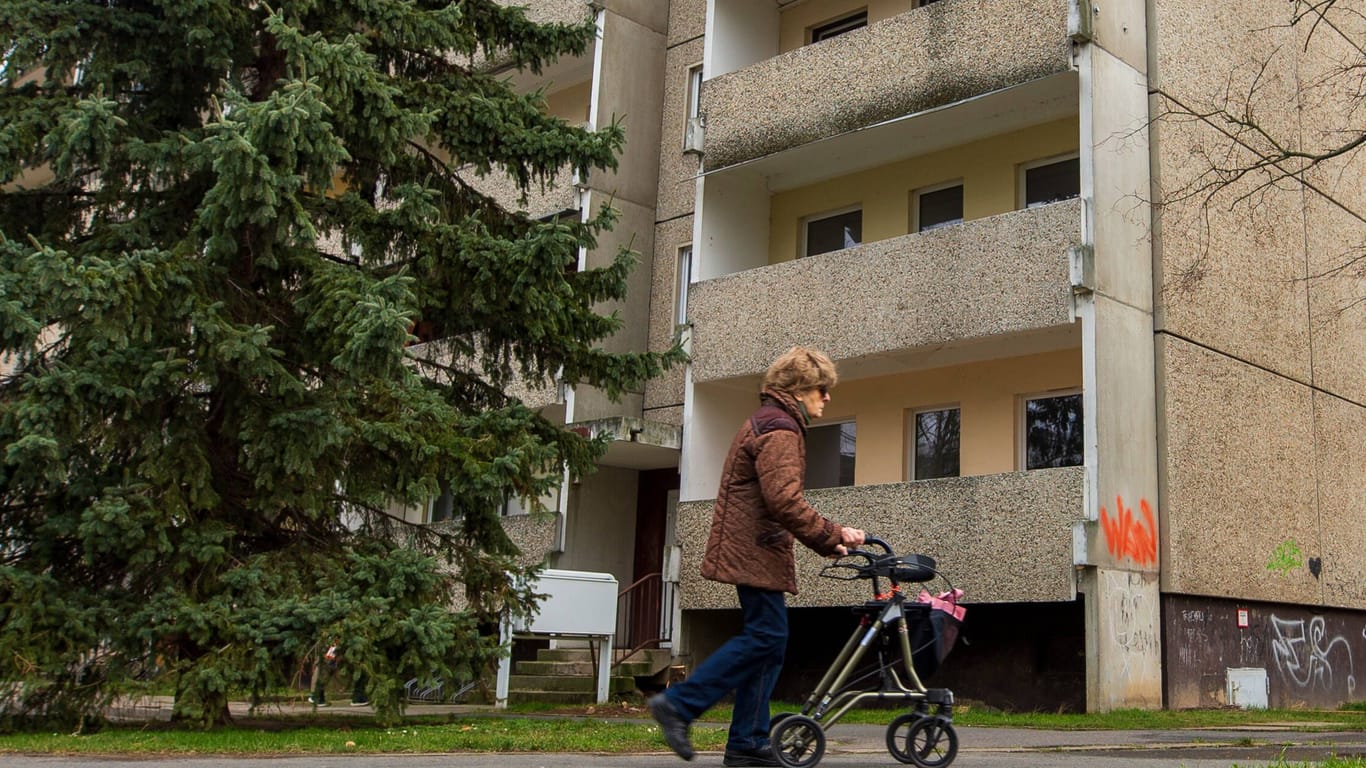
[1227,667,1268,709]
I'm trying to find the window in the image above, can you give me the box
[914,183,964,232]
[1022,391,1083,469]
[429,482,554,521]
[502,495,530,517]
[686,64,703,121]
[674,245,692,326]
[809,10,868,44]
[911,407,960,480]
[1021,155,1080,208]
[806,421,857,489]
[683,64,704,152]
[504,481,560,517]
[428,479,455,523]
[803,207,862,257]
[916,0,946,7]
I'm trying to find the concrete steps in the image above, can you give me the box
[514,659,655,677]
[506,647,675,706]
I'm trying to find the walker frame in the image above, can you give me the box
[769,537,960,768]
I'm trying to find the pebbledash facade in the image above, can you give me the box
[469,0,1366,712]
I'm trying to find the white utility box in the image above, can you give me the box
[512,569,618,636]
[1226,667,1268,709]
[497,569,618,708]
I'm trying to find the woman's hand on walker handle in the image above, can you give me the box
[842,526,867,547]
[831,526,867,557]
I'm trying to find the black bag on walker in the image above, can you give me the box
[909,589,965,679]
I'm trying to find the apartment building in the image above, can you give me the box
[488,0,1365,712]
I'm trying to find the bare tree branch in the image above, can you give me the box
[1150,0,1366,312]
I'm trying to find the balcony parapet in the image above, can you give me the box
[504,370,564,413]
[678,466,1084,609]
[513,0,593,26]
[432,510,561,612]
[476,1,596,72]
[460,164,580,221]
[701,0,1072,170]
[688,199,1081,383]
[406,340,564,412]
[501,510,563,564]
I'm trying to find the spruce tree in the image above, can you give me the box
[0,0,681,728]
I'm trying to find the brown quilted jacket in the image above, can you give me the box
[699,389,845,594]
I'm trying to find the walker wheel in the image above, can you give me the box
[770,714,826,768]
[886,713,958,767]
[886,713,924,765]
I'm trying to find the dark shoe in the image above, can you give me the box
[647,694,694,761]
[723,745,780,767]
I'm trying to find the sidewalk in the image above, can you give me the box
[106,695,1366,763]
[105,695,491,722]
[775,720,1366,760]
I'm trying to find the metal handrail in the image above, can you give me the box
[613,572,670,670]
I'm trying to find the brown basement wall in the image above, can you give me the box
[1164,594,1366,709]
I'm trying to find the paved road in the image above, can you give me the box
[9,723,1366,768]
[0,757,1314,768]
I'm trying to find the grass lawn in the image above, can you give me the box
[1245,762,1366,768]
[0,701,1363,756]
[0,714,727,755]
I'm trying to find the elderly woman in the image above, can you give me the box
[650,347,866,767]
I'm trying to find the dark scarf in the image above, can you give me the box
[759,388,809,426]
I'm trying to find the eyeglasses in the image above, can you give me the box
[818,386,829,398]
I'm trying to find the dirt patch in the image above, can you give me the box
[544,701,650,719]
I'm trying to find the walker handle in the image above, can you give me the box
[861,536,892,555]
[843,535,893,562]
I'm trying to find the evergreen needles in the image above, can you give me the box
[0,0,683,730]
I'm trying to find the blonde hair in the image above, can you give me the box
[763,346,838,395]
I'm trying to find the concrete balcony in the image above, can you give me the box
[501,511,563,565]
[461,164,580,221]
[701,0,1073,171]
[677,465,1084,609]
[405,341,564,414]
[686,198,1081,383]
[509,0,593,26]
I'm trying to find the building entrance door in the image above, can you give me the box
[619,468,677,651]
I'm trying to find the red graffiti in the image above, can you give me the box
[1100,496,1157,567]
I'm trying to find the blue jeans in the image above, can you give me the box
[664,585,787,751]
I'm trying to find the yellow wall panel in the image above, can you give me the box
[817,348,1082,484]
[769,118,1079,263]
[778,0,914,53]
[544,79,592,124]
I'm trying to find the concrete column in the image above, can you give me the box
[1073,0,1163,710]
[1081,567,1163,709]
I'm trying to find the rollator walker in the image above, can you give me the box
[770,537,964,768]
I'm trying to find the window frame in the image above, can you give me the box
[501,494,530,518]
[427,479,455,524]
[808,9,869,44]
[907,404,962,481]
[682,63,704,152]
[673,243,693,327]
[805,418,858,490]
[1017,387,1084,471]
[1018,152,1080,210]
[911,179,965,233]
[502,480,561,518]
[685,63,703,121]
[800,204,863,258]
